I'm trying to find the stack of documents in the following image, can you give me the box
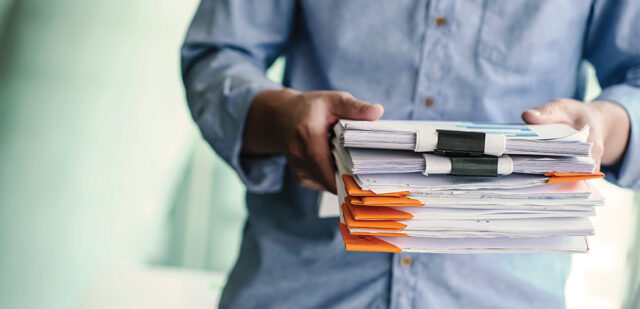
[331,120,605,253]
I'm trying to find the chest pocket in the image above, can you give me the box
[477,1,571,72]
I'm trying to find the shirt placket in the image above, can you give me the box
[412,0,455,120]
[393,1,455,307]
[390,253,418,309]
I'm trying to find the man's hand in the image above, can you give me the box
[243,89,384,193]
[522,99,630,170]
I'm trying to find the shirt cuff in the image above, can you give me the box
[195,74,286,193]
[230,80,287,193]
[595,84,640,190]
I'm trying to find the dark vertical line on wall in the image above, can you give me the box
[0,0,22,147]
[0,0,21,81]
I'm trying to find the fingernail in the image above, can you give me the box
[528,110,542,117]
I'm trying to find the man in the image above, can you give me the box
[182,1,639,308]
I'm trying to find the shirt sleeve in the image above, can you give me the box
[585,0,640,190]
[181,0,296,193]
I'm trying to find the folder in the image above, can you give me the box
[346,203,596,221]
[346,188,604,208]
[344,172,604,196]
[334,120,591,157]
[342,172,593,197]
[339,224,590,253]
[340,203,594,237]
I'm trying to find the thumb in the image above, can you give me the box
[329,92,384,121]
[521,100,576,125]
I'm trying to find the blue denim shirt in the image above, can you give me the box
[182,1,640,308]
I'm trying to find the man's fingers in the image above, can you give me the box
[522,99,580,126]
[329,93,384,121]
[592,143,604,171]
[291,165,328,191]
[290,120,336,193]
[295,150,336,193]
[310,146,338,194]
[311,155,337,194]
[304,126,337,193]
[587,125,604,171]
[522,99,604,171]
[298,179,327,191]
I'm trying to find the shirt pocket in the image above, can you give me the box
[477,1,559,72]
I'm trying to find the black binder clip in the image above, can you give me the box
[435,130,485,156]
[450,156,499,177]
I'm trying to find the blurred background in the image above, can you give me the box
[0,0,637,308]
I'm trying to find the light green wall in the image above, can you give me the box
[0,1,199,308]
[163,57,285,272]
[0,1,285,307]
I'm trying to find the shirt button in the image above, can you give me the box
[424,97,435,107]
[435,16,447,27]
[400,255,413,268]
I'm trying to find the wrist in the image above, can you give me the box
[590,101,630,165]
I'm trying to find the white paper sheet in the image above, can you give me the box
[335,120,592,157]
[380,235,589,253]
[335,141,596,175]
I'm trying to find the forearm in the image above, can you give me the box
[180,0,299,193]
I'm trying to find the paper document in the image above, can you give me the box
[334,120,591,157]
[339,224,589,253]
[341,203,594,237]
[333,139,596,175]
[346,203,596,221]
